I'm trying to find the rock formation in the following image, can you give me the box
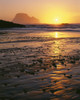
[0,20,25,28]
[12,13,40,24]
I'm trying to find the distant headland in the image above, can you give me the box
[12,13,40,24]
[0,20,25,28]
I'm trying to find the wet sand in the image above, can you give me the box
[0,31,80,100]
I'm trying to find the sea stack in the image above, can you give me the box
[12,13,40,24]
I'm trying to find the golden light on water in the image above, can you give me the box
[55,32,58,38]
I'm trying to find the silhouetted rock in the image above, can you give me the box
[12,13,40,24]
[0,20,25,28]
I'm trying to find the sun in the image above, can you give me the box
[53,18,61,24]
[55,19,58,22]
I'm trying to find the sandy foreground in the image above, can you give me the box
[0,31,80,100]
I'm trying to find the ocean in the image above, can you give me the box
[0,24,80,100]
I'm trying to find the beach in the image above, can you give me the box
[0,26,80,100]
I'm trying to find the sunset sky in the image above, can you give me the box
[0,0,80,24]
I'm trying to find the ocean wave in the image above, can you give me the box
[0,24,80,33]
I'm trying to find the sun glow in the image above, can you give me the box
[55,19,58,22]
[54,18,61,24]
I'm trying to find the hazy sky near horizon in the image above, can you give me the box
[0,0,80,24]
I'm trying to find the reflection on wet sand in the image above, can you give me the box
[0,31,80,100]
[55,32,58,38]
